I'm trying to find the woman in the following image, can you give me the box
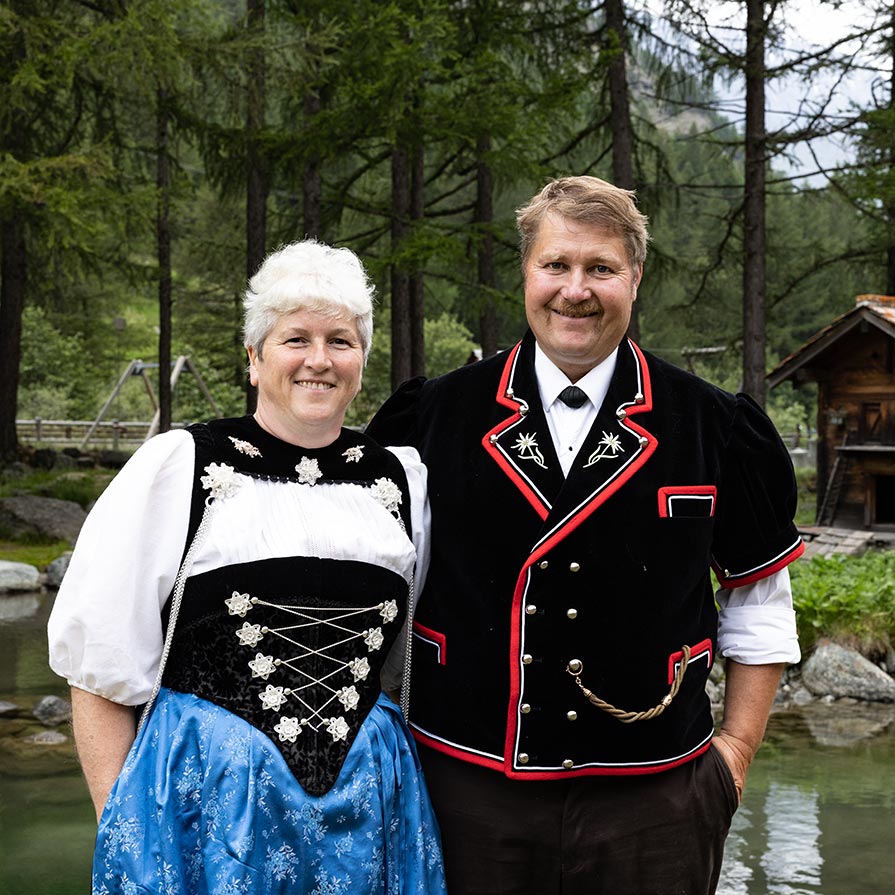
[48,240,446,894]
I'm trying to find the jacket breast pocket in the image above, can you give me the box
[657,485,717,519]
[412,621,447,666]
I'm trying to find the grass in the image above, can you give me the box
[0,540,71,570]
[791,550,895,658]
[0,468,113,508]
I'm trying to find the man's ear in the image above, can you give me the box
[632,263,644,299]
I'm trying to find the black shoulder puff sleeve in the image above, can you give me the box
[711,394,805,588]
[365,375,427,448]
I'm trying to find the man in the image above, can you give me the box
[368,176,802,895]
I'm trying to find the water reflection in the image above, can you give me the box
[717,707,895,895]
[2,591,894,894]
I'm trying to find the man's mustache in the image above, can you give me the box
[548,300,602,318]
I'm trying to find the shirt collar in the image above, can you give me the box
[534,343,619,413]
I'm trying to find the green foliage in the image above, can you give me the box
[347,309,477,427]
[0,540,71,569]
[0,468,114,509]
[791,551,895,657]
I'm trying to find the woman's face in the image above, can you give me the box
[247,306,365,447]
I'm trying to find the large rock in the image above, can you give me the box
[0,560,40,593]
[32,695,72,726]
[0,495,87,542]
[45,551,72,588]
[802,640,895,702]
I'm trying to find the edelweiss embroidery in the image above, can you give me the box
[512,432,547,469]
[342,445,364,463]
[295,456,323,485]
[583,431,626,468]
[200,463,241,498]
[228,435,262,458]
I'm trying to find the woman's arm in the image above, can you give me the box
[70,687,137,822]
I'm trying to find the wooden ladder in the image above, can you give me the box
[817,433,850,526]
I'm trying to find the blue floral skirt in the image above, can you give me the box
[92,689,446,895]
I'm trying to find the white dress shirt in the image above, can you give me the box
[533,344,800,665]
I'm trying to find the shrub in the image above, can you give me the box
[791,551,895,658]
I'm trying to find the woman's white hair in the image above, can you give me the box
[244,240,375,362]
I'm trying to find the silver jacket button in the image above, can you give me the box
[522,654,533,665]
[569,562,580,572]
[525,604,537,615]
[539,560,549,569]
[568,658,582,673]
[616,408,627,419]
[520,703,531,714]
[562,759,574,769]
[567,608,578,619]
[567,710,577,721]
[518,753,530,765]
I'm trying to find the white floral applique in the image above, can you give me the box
[583,431,626,468]
[228,435,262,458]
[235,622,265,647]
[326,716,350,742]
[295,456,323,485]
[370,477,402,514]
[337,685,360,711]
[348,657,370,681]
[200,462,241,499]
[364,627,385,651]
[225,591,254,617]
[248,652,277,680]
[342,445,364,464]
[512,432,547,469]
[274,716,302,743]
[380,600,398,623]
[259,685,289,712]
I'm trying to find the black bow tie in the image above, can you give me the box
[558,385,589,408]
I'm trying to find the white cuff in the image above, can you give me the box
[717,605,801,665]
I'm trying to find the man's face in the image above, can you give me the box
[524,213,642,382]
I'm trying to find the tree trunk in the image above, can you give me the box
[604,0,639,342]
[303,90,322,239]
[742,0,767,407]
[887,17,895,296]
[157,88,173,434]
[0,219,26,462]
[0,8,27,462]
[410,140,425,377]
[245,0,267,413]
[391,145,412,389]
[476,135,498,358]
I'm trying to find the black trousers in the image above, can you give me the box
[420,744,738,895]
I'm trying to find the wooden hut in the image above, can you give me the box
[768,294,895,529]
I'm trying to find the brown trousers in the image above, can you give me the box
[419,743,738,895]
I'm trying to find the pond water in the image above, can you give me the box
[2,590,894,894]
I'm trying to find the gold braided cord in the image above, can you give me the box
[566,644,692,724]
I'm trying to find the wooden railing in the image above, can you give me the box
[16,419,189,450]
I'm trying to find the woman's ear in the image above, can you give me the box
[246,346,260,387]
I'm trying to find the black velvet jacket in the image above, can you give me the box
[367,334,803,780]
